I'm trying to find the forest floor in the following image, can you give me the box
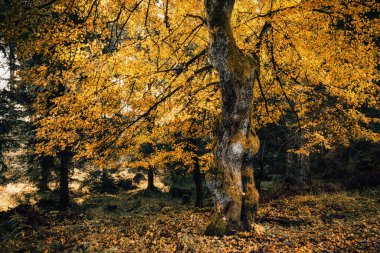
[1,187,380,253]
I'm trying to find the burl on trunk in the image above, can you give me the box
[204,0,260,235]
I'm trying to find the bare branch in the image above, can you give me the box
[255,21,271,51]
[269,43,301,130]
[185,14,207,25]
[164,0,170,29]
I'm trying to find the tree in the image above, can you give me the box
[58,149,72,209]
[202,0,261,235]
[0,42,35,186]
[1,0,378,234]
[139,141,158,191]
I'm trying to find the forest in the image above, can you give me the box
[0,0,379,252]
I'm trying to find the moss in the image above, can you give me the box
[230,131,245,145]
[204,218,233,236]
[247,131,260,154]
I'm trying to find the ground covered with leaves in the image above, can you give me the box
[1,188,380,252]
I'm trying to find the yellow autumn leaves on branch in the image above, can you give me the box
[1,0,378,168]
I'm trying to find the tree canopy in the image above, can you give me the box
[0,0,379,234]
[1,0,377,162]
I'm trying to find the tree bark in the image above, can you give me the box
[8,43,16,89]
[39,155,54,193]
[204,0,260,235]
[194,157,204,208]
[298,128,310,181]
[147,167,156,191]
[140,142,157,191]
[285,128,310,185]
[59,150,72,209]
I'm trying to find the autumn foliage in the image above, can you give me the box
[0,0,379,242]
[0,0,377,160]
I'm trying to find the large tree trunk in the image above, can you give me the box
[59,150,72,209]
[204,0,260,235]
[193,157,204,208]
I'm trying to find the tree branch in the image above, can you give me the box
[255,21,271,51]
[269,44,301,131]
[185,14,207,25]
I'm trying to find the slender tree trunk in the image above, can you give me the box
[59,150,72,209]
[204,0,260,235]
[194,157,204,208]
[8,43,16,89]
[299,128,310,181]
[286,128,310,184]
[39,155,54,193]
[147,167,156,191]
[140,142,157,191]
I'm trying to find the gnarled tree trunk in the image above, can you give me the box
[204,0,260,235]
